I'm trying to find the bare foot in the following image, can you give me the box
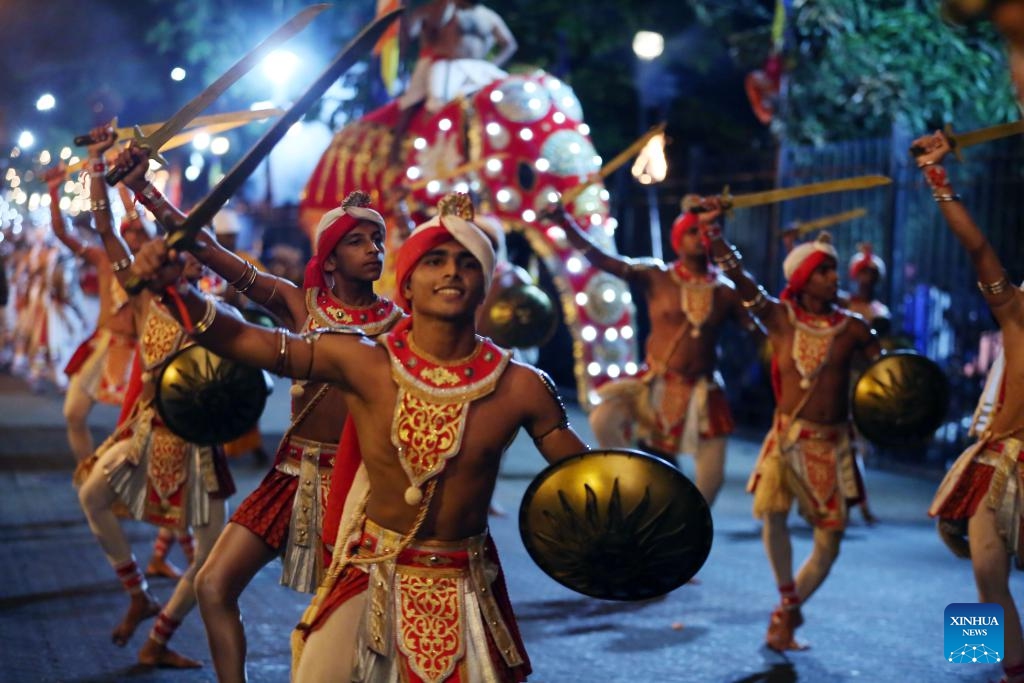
[138,638,202,668]
[145,556,183,580]
[111,592,161,646]
[765,607,809,652]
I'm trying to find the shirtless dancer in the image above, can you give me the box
[547,201,755,506]
[702,197,880,650]
[130,193,587,682]
[920,129,1024,683]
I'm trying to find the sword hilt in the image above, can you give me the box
[122,274,148,296]
[105,126,167,187]
[909,124,961,160]
[121,228,198,295]
[73,117,120,147]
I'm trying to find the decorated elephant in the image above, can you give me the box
[299,68,640,407]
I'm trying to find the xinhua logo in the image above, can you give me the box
[945,603,1004,664]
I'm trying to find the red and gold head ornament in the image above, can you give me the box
[394,192,495,313]
[303,191,386,290]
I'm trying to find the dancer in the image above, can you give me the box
[43,164,140,480]
[76,125,233,668]
[116,142,403,682]
[129,193,586,682]
[546,200,753,506]
[920,129,1024,683]
[701,196,880,650]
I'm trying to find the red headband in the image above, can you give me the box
[849,245,879,278]
[671,212,702,255]
[780,250,831,302]
[393,225,454,312]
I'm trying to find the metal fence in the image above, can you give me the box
[611,128,1024,467]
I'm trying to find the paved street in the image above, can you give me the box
[0,372,1012,683]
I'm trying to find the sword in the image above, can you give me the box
[123,8,403,294]
[72,108,286,147]
[559,123,666,206]
[81,3,329,186]
[66,110,284,174]
[789,208,867,236]
[909,120,1024,161]
[717,175,891,211]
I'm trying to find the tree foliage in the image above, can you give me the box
[690,0,1018,145]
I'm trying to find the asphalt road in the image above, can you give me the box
[0,372,1011,683]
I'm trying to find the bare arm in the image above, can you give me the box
[44,164,103,266]
[130,238,360,389]
[115,145,187,231]
[85,125,134,289]
[699,197,786,333]
[911,131,1017,323]
[544,204,650,283]
[482,6,517,66]
[522,367,588,465]
[115,145,302,325]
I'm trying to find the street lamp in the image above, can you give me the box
[170,67,186,82]
[262,49,299,85]
[632,30,668,260]
[17,131,34,149]
[36,93,56,111]
[632,31,665,61]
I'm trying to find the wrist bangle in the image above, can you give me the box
[742,286,769,311]
[234,263,259,294]
[140,183,162,201]
[90,198,110,212]
[933,193,961,203]
[110,256,133,273]
[978,277,1010,295]
[713,245,741,270]
[916,160,938,169]
[191,296,218,336]
[227,262,255,287]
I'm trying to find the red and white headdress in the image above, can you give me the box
[302,191,386,290]
[394,192,495,313]
[781,232,839,301]
[849,242,886,279]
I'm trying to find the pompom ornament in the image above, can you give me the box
[404,486,423,506]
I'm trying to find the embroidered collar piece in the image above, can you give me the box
[305,287,402,336]
[785,301,849,389]
[382,317,510,504]
[670,262,723,338]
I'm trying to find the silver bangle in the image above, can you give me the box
[933,193,961,203]
[191,296,218,336]
[90,198,110,212]
[978,278,1011,295]
[110,256,133,273]
[235,264,259,294]
[742,286,768,311]
[713,245,741,269]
